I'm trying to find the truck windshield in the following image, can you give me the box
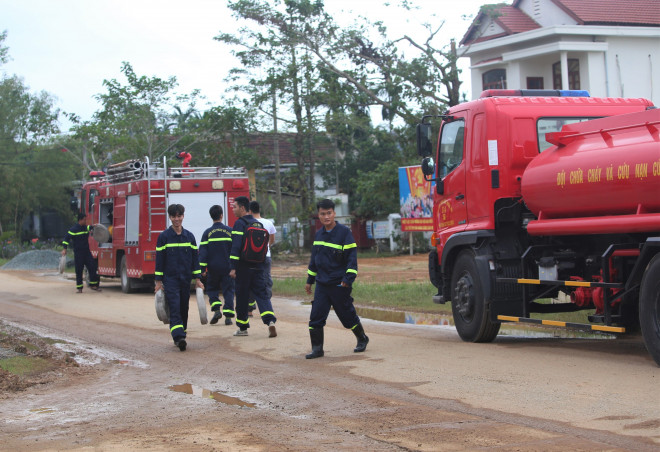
[537,117,599,152]
[438,119,465,178]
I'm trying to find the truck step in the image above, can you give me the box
[497,315,625,333]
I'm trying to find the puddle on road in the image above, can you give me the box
[355,306,614,340]
[168,384,255,408]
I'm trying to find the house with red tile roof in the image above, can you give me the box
[459,0,660,104]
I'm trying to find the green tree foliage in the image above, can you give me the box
[353,159,402,218]
[0,31,73,237]
[218,0,334,217]
[185,104,260,169]
[69,62,259,173]
[69,62,190,168]
[216,0,463,221]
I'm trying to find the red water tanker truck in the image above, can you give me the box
[417,89,660,365]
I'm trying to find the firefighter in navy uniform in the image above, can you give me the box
[229,196,277,338]
[61,212,101,293]
[304,198,369,359]
[154,204,204,352]
[199,205,235,326]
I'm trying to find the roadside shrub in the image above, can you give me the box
[0,237,60,259]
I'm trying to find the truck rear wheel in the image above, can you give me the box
[120,256,136,294]
[639,254,660,366]
[450,250,500,342]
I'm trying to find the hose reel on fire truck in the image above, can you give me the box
[91,224,110,243]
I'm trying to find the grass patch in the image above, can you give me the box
[532,310,594,324]
[274,279,598,323]
[273,278,450,313]
[0,356,54,377]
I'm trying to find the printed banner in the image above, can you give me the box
[398,166,434,232]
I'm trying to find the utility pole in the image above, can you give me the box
[272,88,282,225]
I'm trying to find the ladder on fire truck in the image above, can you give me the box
[146,156,168,242]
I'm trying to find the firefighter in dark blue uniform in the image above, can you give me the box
[61,212,101,293]
[304,198,369,359]
[229,196,277,338]
[199,205,235,326]
[154,204,204,351]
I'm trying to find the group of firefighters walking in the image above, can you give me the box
[63,197,369,358]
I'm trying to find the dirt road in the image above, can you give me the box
[1,265,659,451]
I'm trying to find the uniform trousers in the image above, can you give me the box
[235,262,275,329]
[206,268,235,317]
[309,282,360,329]
[163,276,190,342]
[74,250,99,289]
[249,256,272,311]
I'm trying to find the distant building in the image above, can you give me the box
[459,0,660,104]
[245,132,344,215]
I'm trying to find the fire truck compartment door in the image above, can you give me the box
[167,192,227,246]
[126,195,140,243]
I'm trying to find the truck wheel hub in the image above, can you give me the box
[455,276,474,318]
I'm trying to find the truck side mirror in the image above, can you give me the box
[421,157,435,177]
[417,123,433,157]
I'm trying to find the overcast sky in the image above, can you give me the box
[1,0,494,131]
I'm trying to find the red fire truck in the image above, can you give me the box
[417,90,660,365]
[78,157,249,293]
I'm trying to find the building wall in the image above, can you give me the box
[465,31,660,105]
[604,36,659,99]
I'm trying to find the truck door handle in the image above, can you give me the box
[456,193,465,200]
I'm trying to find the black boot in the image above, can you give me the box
[352,324,369,353]
[305,328,324,359]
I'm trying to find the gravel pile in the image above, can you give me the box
[2,250,64,270]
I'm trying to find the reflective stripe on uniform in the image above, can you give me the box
[308,270,317,276]
[313,240,356,251]
[170,324,184,333]
[156,242,198,251]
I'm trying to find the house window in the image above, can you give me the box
[553,59,580,90]
[483,69,507,90]
[527,77,544,89]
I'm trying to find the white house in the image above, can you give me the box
[459,0,660,105]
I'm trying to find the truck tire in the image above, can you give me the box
[450,250,500,343]
[120,256,136,294]
[639,253,660,366]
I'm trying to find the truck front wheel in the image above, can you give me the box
[120,256,136,294]
[451,250,500,342]
[639,253,660,366]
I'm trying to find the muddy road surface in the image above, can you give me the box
[0,267,659,451]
